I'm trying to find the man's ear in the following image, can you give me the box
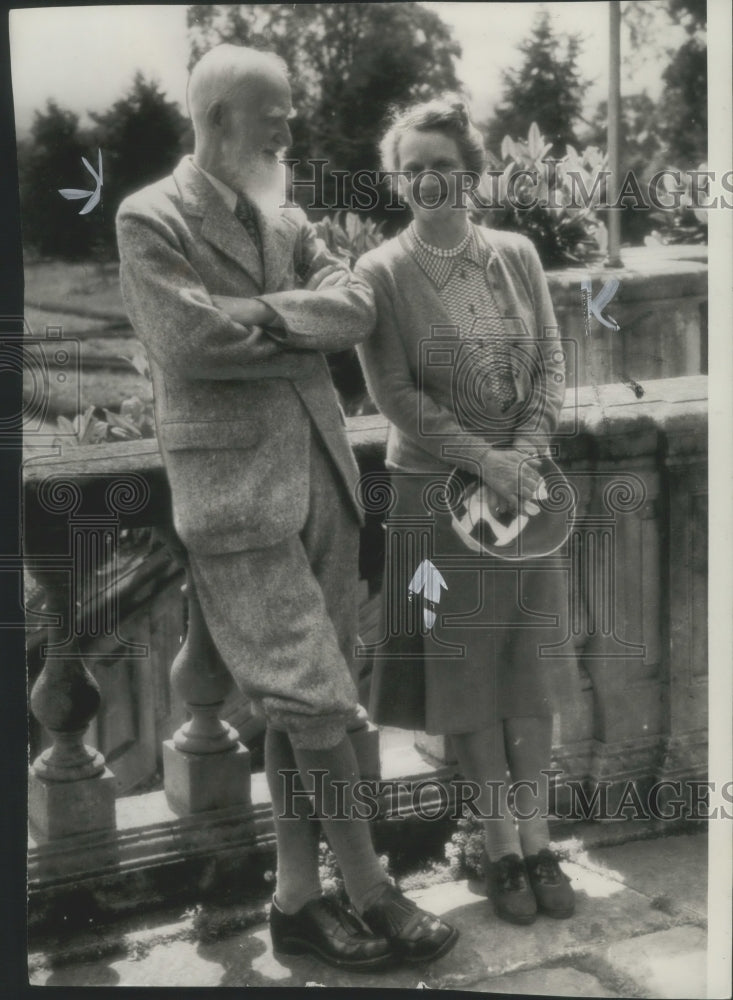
[206,100,225,131]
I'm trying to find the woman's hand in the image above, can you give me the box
[478,446,544,516]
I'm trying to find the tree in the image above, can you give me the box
[622,0,706,167]
[89,73,191,251]
[19,100,99,259]
[186,4,461,218]
[580,93,668,245]
[658,21,706,166]
[487,9,587,157]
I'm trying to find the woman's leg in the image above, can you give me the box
[503,715,575,918]
[451,727,521,862]
[502,715,553,858]
[452,726,537,924]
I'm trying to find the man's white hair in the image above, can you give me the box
[187,44,288,134]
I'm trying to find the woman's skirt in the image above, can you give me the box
[368,469,566,735]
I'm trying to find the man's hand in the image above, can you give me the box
[237,323,281,360]
[212,294,279,327]
[479,446,544,516]
[304,263,351,291]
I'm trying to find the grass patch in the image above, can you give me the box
[25,260,125,318]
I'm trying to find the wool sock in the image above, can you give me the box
[503,715,553,858]
[264,726,323,915]
[293,735,390,914]
[451,727,523,864]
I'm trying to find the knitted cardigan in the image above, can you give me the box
[355,224,565,475]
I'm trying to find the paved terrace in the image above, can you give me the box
[30,828,711,997]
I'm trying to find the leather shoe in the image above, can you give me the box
[269,895,394,972]
[362,883,459,963]
[525,848,575,919]
[486,853,537,925]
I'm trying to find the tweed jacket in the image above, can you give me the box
[355,225,565,475]
[116,156,375,554]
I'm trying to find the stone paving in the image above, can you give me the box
[29,830,712,997]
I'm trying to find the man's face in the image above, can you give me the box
[218,70,293,203]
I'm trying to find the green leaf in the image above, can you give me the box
[527,122,543,159]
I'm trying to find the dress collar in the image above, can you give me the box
[403,223,486,289]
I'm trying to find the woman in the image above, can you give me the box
[355,96,575,925]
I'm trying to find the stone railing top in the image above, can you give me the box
[543,245,707,304]
[23,375,707,533]
[347,374,708,452]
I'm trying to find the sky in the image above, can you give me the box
[9,2,684,136]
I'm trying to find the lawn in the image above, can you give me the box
[23,258,149,423]
[24,259,126,319]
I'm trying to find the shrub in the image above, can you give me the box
[475,122,609,268]
[317,839,392,903]
[53,394,155,450]
[645,163,708,246]
[313,211,385,267]
[444,816,486,879]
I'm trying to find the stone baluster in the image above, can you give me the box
[162,565,251,815]
[28,566,116,840]
[347,703,381,781]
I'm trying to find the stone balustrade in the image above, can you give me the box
[25,374,708,933]
[545,247,707,388]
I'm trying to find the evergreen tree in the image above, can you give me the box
[89,73,190,250]
[487,9,586,156]
[658,0,706,166]
[19,101,99,259]
[622,0,706,167]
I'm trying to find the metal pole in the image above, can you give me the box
[606,0,623,267]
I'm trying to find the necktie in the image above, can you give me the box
[234,195,262,257]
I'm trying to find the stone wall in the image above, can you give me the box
[544,248,707,389]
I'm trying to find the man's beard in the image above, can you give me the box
[240,154,290,219]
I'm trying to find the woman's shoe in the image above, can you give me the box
[362,883,459,963]
[524,848,575,919]
[269,895,394,972]
[486,853,538,925]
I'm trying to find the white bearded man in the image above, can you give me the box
[116,44,458,971]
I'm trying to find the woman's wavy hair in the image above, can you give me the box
[379,94,486,177]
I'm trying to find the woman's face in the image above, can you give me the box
[396,129,468,222]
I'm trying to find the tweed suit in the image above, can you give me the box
[116,156,376,747]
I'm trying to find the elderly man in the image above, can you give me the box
[116,44,457,970]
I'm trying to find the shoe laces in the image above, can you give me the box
[366,884,440,939]
[494,854,527,892]
[530,850,563,884]
[316,896,364,934]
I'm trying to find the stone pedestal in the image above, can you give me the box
[349,719,381,780]
[29,767,116,841]
[163,741,251,815]
[162,568,252,815]
[414,732,457,766]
